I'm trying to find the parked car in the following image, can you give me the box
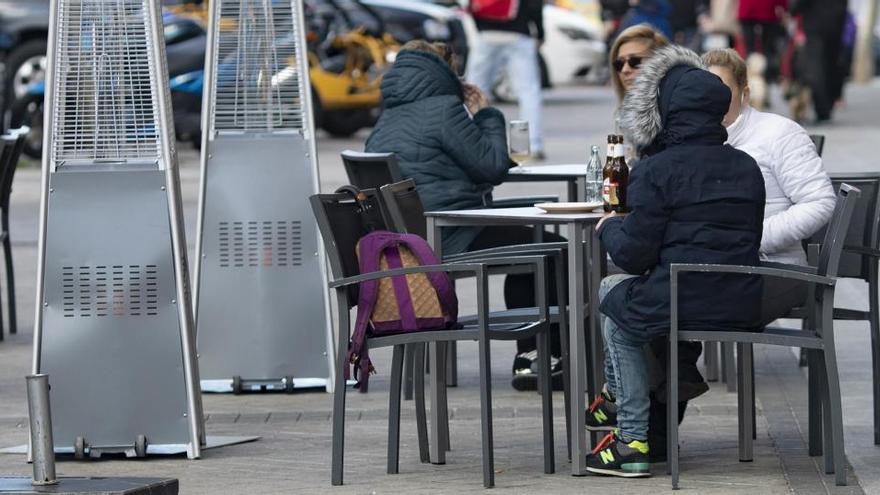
[362,0,470,72]
[0,0,50,106]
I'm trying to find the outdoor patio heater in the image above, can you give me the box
[193,0,333,393]
[32,0,204,458]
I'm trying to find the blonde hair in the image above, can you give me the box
[702,48,748,90]
[400,40,459,73]
[609,24,669,101]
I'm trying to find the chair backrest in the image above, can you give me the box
[809,134,825,157]
[378,179,428,239]
[309,188,388,307]
[341,150,402,190]
[0,128,28,209]
[808,174,880,280]
[816,183,862,279]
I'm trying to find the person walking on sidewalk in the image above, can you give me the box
[790,0,848,122]
[467,0,546,160]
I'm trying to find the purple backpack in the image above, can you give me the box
[347,230,458,392]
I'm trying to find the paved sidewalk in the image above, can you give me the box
[0,80,878,493]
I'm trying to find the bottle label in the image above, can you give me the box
[614,143,624,158]
[603,178,619,206]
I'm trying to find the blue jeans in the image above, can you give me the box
[599,274,651,443]
[465,32,544,153]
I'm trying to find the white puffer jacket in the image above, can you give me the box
[726,105,835,265]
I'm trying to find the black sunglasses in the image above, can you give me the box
[613,55,644,72]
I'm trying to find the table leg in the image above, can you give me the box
[575,177,586,202]
[427,219,458,388]
[428,341,446,464]
[568,223,588,475]
[587,225,603,444]
[427,218,453,454]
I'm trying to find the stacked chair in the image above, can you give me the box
[311,185,560,488]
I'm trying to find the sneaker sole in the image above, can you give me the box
[585,424,616,432]
[586,466,651,478]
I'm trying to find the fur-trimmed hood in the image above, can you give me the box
[618,45,731,154]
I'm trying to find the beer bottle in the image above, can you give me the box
[602,135,617,212]
[612,135,629,213]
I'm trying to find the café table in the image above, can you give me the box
[506,164,588,202]
[439,164,588,388]
[425,206,605,476]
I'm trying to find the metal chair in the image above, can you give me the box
[0,128,28,337]
[810,134,825,156]
[341,150,403,190]
[791,174,880,444]
[310,188,557,488]
[378,178,574,455]
[668,184,860,488]
[707,133,827,384]
[0,139,10,341]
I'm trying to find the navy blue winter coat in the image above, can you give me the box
[599,46,766,338]
[365,50,512,254]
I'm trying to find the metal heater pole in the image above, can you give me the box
[26,374,57,486]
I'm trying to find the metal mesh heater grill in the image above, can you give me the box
[194,0,333,393]
[210,0,305,133]
[51,0,162,162]
[33,0,208,459]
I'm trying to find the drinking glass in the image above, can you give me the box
[508,120,530,166]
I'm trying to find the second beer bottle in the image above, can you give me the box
[603,135,629,212]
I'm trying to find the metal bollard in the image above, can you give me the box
[26,374,58,485]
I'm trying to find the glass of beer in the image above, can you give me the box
[508,120,530,166]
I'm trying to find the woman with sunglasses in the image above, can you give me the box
[608,25,669,163]
[609,24,669,103]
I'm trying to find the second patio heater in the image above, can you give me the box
[32,0,204,458]
[193,0,332,393]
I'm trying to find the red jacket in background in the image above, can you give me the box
[738,0,787,22]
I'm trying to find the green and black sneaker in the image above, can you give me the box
[585,390,618,431]
[586,431,651,478]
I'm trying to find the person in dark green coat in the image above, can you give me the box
[366,41,512,255]
[366,40,566,391]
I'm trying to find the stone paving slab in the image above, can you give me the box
[0,477,178,495]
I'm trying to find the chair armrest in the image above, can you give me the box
[446,254,550,271]
[844,245,880,258]
[669,263,835,286]
[443,242,568,263]
[759,261,818,275]
[491,195,559,208]
[447,255,551,320]
[329,263,485,288]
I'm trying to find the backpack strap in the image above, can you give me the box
[348,231,393,392]
[382,244,419,330]
[398,233,458,325]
